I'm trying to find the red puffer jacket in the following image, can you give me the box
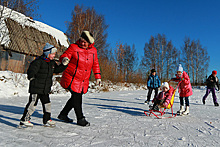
[60,42,101,94]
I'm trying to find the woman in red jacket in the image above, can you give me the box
[58,31,101,126]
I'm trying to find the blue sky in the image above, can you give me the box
[37,0,220,75]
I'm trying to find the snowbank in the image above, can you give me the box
[0,71,148,98]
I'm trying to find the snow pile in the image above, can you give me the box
[89,80,147,93]
[0,71,148,98]
[0,71,29,98]
[0,5,69,47]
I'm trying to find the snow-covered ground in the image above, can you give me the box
[0,71,220,146]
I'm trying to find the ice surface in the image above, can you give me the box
[0,71,220,146]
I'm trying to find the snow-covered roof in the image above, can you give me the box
[0,5,69,48]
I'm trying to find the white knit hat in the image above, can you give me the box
[161,82,169,90]
[177,64,183,73]
[80,31,94,44]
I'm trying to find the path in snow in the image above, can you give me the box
[0,89,220,146]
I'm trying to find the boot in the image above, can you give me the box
[177,105,184,114]
[144,100,150,104]
[58,114,73,123]
[214,103,219,106]
[202,99,205,105]
[182,106,189,115]
[77,118,90,127]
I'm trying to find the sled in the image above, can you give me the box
[144,81,181,119]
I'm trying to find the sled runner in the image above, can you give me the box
[144,81,181,119]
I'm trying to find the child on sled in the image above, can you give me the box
[150,82,174,110]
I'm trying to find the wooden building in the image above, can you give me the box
[0,5,69,73]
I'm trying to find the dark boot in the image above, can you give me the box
[57,114,73,123]
[214,103,219,106]
[77,118,90,127]
[202,99,205,105]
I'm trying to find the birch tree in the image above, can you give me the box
[181,38,209,85]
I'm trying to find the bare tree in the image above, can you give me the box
[181,37,191,76]
[165,41,178,80]
[0,0,39,17]
[181,37,210,85]
[66,4,109,58]
[141,36,157,74]
[194,40,210,84]
[114,42,125,82]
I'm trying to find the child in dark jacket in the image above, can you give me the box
[145,69,161,104]
[202,70,219,106]
[20,43,67,127]
[150,82,174,110]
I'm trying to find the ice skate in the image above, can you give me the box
[18,121,34,128]
[177,105,184,115]
[44,119,56,127]
[182,106,189,115]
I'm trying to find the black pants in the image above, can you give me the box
[59,92,84,120]
[21,94,51,124]
[180,97,189,106]
[147,88,158,101]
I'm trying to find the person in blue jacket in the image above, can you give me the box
[145,69,161,104]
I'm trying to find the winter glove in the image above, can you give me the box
[180,78,184,81]
[62,57,70,66]
[96,79,101,86]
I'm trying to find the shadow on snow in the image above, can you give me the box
[85,103,146,116]
[0,104,43,128]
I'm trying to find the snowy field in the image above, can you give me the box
[1,71,220,146]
